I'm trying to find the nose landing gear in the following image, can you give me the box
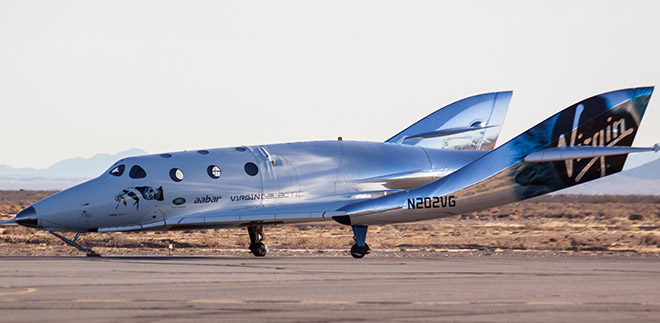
[247,225,268,257]
[49,232,101,257]
[351,225,370,259]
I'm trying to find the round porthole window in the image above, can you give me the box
[169,168,184,182]
[244,162,259,176]
[207,165,222,179]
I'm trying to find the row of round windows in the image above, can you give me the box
[109,162,259,181]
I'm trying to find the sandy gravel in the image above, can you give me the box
[1,191,660,258]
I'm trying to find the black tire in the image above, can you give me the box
[250,242,268,257]
[350,243,370,259]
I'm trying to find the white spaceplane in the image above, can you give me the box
[2,87,657,258]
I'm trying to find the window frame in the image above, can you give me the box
[169,168,184,182]
[207,165,222,179]
[244,162,259,176]
[109,164,125,177]
[129,165,147,179]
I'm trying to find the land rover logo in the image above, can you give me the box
[172,197,186,205]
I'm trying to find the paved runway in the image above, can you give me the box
[1,255,660,322]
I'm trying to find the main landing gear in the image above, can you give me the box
[49,231,101,257]
[247,225,268,257]
[351,225,370,259]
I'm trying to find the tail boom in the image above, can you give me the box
[342,87,654,225]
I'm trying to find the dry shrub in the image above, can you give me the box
[199,235,222,248]
[569,237,582,246]
[417,224,435,231]
[293,236,311,246]
[568,237,587,251]
[640,234,660,246]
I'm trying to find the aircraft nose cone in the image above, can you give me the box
[14,206,39,228]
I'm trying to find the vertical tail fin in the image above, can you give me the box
[386,91,512,150]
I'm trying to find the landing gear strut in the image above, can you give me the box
[351,225,370,259]
[247,225,267,257]
[49,232,101,257]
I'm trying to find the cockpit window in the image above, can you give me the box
[109,165,125,177]
[129,165,147,179]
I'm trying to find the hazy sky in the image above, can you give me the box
[1,0,660,169]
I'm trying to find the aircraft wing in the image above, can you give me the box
[355,170,446,190]
[96,200,360,232]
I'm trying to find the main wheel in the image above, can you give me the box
[350,243,370,259]
[250,242,268,257]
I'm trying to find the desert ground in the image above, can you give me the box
[1,190,660,257]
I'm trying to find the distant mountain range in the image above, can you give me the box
[0,148,658,194]
[559,156,660,195]
[0,149,147,190]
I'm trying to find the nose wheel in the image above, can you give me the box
[351,225,370,258]
[247,225,268,257]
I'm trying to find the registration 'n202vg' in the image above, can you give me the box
[407,196,456,209]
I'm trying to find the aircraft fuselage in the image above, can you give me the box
[23,140,487,232]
